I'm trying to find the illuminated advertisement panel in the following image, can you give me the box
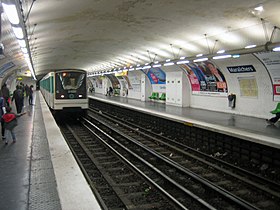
[179,61,228,96]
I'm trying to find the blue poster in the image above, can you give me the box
[141,68,166,84]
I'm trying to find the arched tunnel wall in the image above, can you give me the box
[90,52,279,119]
[190,54,274,119]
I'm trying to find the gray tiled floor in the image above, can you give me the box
[0,92,61,210]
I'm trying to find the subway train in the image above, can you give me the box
[40,69,88,115]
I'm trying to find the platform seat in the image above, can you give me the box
[149,92,159,100]
[271,102,280,114]
[159,93,166,101]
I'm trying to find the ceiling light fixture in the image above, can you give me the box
[193,58,208,62]
[21,47,28,54]
[254,5,263,12]
[164,62,174,66]
[12,26,24,39]
[152,64,162,68]
[245,44,256,49]
[272,47,280,52]
[142,65,151,69]
[18,39,26,48]
[2,3,19,24]
[213,54,232,60]
[196,53,203,57]
[3,1,36,80]
[217,50,225,54]
[176,60,189,64]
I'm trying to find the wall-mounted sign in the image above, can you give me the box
[0,62,15,77]
[238,76,258,97]
[227,65,256,73]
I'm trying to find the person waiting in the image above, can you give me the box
[266,103,280,125]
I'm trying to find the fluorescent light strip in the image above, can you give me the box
[273,47,280,52]
[2,4,20,25]
[217,50,225,54]
[213,55,232,60]
[254,5,263,11]
[193,58,208,62]
[245,44,256,49]
[176,60,189,64]
[21,47,28,54]
[18,39,26,48]
[142,65,151,69]
[164,62,174,66]
[12,27,24,39]
[152,64,162,68]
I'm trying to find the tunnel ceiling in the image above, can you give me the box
[1,0,280,78]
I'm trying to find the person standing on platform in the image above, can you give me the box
[29,85,34,105]
[24,84,30,98]
[1,106,25,144]
[0,95,6,140]
[12,85,24,114]
[20,84,25,108]
[108,86,113,96]
[1,83,10,107]
[266,113,280,125]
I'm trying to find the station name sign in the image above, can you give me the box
[227,65,256,73]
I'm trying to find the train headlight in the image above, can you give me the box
[61,95,65,98]
[78,94,83,98]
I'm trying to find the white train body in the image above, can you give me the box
[40,69,88,112]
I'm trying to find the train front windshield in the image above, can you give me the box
[55,71,87,99]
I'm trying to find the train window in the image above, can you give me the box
[58,72,85,90]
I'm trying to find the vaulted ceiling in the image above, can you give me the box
[1,0,280,80]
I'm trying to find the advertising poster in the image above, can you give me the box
[179,61,228,96]
[254,51,280,101]
[141,67,166,84]
[128,75,141,92]
[141,67,166,92]
[106,74,120,89]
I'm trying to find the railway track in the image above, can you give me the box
[82,108,280,209]
[88,99,280,184]
[59,118,184,210]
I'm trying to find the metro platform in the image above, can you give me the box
[89,93,280,149]
[0,92,101,210]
